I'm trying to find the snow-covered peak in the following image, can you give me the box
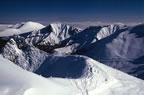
[19,22,82,48]
[9,21,45,29]
[49,22,82,35]
[31,23,82,47]
[96,23,127,40]
[0,21,45,37]
[19,21,45,32]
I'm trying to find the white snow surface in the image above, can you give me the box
[0,22,144,95]
[53,24,127,55]
[0,56,78,95]
[97,23,127,40]
[0,22,45,37]
[0,55,144,95]
[22,22,81,45]
[38,23,82,45]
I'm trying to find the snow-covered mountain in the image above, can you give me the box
[0,21,144,95]
[53,23,128,55]
[84,24,144,79]
[0,21,45,37]
[0,55,144,95]
[1,22,144,79]
[0,22,81,52]
[24,22,82,51]
[48,23,144,80]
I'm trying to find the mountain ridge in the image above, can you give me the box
[0,22,144,80]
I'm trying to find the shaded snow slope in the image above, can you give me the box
[0,56,78,95]
[0,22,45,37]
[0,55,144,95]
[53,26,102,55]
[84,24,144,79]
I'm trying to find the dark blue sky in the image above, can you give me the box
[0,0,144,24]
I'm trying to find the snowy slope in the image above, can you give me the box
[84,24,144,79]
[97,23,127,40]
[1,22,144,80]
[0,24,10,31]
[53,23,127,55]
[6,22,81,53]
[0,21,144,95]
[50,23,144,79]
[53,26,102,55]
[0,56,78,95]
[0,22,45,37]
[0,22,82,71]
[0,38,48,72]
[0,55,144,95]
[25,23,82,46]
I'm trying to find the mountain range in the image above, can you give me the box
[0,21,144,95]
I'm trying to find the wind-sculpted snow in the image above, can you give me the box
[0,55,144,95]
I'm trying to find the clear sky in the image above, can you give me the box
[0,0,144,24]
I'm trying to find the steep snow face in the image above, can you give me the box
[97,23,127,40]
[0,55,144,95]
[53,26,102,55]
[0,22,45,37]
[50,23,81,41]
[0,39,48,72]
[36,23,82,45]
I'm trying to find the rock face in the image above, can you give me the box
[0,22,144,80]
[1,38,48,72]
